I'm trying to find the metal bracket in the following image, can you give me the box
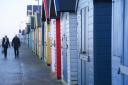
[79,53,90,62]
[118,65,128,76]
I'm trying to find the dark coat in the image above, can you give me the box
[2,37,10,48]
[12,37,20,48]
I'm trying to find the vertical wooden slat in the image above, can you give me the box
[56,18,61,79]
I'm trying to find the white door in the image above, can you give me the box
[112,0,123,85]
[61,15,68,82]
[79,7,89,85]
[51,20,56,73]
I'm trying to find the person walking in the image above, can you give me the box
[12,35,20,58]
[2,35,10,59]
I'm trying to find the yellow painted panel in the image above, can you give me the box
[44,22,47,62]
[36,28,39,56]
[46,23,51,65]
[38,28,42,59]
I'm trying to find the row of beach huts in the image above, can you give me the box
[20,0,128,85]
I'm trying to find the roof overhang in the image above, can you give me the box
[35,12,41,27]
[49,0,78,19]
[49,0,56,19]
[43,0,50,19]
[42,4,46,21]
[30,16,35,29]
[33,5,41,15]
[27,5,32,16]
[94,0,112,3]
[58,0,77,12]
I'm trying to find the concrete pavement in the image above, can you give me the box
[0,44,63,85]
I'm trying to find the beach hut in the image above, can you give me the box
[35,12,42,59]
[30,16,35,51]
[122,0,128,84]
[48,0,62,79]
[59,3,78,85]
[50,19,56,74]
[25,24,30,47]
[77,0,112,85]
[112,0,128,85]
[32,5,41,56]
[112,0,123,85]
[41,4,46,61]
[43,0,51,65]
[49,0,78,83]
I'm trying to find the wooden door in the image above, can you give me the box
[79,7,90,85]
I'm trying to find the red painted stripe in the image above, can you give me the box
[43,0,49,18]
[56,18,61,79]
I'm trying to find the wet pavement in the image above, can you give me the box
[0,44,62,85]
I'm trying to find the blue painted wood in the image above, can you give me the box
[59,0,77,12]
[53,0,77,16]
[27,5,32,16]
[112,0,123,85]
[42,23,45,61]
[30,16,35,29]
[33,5,41,15]
[42,4,46,21]
[46,0,50,10]
[62,47,68,82]
[36,13,41,27]
[94,3,112,85]
[26,24,30,34]
[54,0,60,12]
[77,1,112,85]
[93,0,112,3]
[123,0,128,84]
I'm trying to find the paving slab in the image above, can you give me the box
[0,44,63,85]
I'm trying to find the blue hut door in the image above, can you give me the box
[123,0,128,84]
[112,0,124,85]
[79,7,89,85]
[42,23,44,60]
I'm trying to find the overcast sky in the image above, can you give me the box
[0,0,42,40]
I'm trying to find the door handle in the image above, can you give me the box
[66,44,68,49]
[80,51,86,54]
[54,40,56,47]
[118,67,120,74]
[79,52,90,62]
[82,51,86,54]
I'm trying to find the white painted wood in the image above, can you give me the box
[61,13,68,85]
[68,13,78,85]
[77,0,94,85]
[50,19,56,73]
[61,12,78,85]
[79,54,89,61]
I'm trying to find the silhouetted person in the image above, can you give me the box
[2,35,10,58]
[12,35,20,58]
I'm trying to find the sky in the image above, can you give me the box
[0,0,42,41]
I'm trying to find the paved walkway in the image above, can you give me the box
[0,44,62,85]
